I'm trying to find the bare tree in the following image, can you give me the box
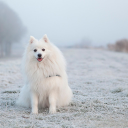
[0,1,26,57]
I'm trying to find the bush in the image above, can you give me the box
[108,39,128,53]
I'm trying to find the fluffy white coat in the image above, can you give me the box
[16,35,72,114]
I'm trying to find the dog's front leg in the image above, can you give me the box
[31,92,38,114]
[49,91,57,114]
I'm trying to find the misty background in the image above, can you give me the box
[0,0,128,56]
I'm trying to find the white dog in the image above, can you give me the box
[16,35,72,114]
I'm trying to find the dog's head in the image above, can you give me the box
[28,34,51,62]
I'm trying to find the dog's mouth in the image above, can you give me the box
[37,58,43,62]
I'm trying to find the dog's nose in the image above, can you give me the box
[38,54,42,58]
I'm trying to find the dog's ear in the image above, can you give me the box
[43,34,49,43]
[30,36,36,44]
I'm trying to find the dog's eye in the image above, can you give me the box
[42,49,45,51]
[34,49,37,52]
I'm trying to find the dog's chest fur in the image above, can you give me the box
[26,59,61,93]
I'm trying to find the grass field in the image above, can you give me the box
[0,48,128,128]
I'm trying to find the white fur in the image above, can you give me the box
[16,35,72,114]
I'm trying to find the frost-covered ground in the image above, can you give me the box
[0,48,128,128]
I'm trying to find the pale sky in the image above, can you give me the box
[2,0,128,46]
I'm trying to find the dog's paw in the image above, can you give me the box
[49,107,56,114]
[31,112,38,114]
[31,109,38,114]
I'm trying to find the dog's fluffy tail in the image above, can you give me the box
[16,85,31,108]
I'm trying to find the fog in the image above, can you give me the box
[2,0,128,46]
[1,1,128,127]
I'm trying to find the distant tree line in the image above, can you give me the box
[0,1,26,57]
[73,38,92,48]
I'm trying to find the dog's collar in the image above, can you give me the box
[46,74,61,78]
